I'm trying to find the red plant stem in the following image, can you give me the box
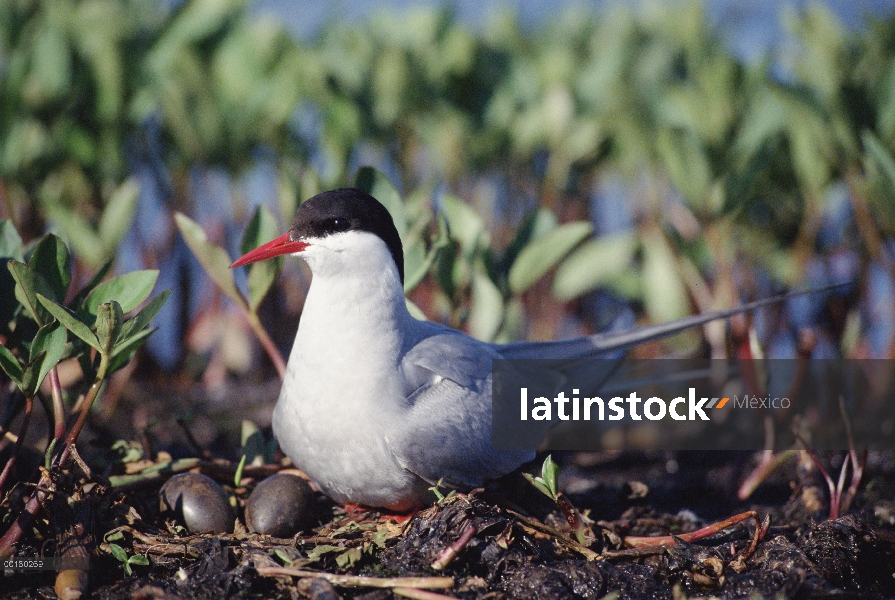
[0,360,108,555]
[48,368,65,441]
[742,514,771,561]
[624,510,759,548]
[738,449,797,500]
[555,493,581,531]
[394,588,457,600]
[431,524,476,570]
[0,396,33,491]
[0,469,53,557]
[795,432,852,520]
[840,449,867,516]
[246,312,286,380]
[56,368,106,467]
[734,322,761,394]
[555,491,593,544]
[806,449,839,519]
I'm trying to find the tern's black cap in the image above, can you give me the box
[290,188,404,283]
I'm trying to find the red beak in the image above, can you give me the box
[230,233,309,268]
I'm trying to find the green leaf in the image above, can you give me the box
[107,542,132,573]
[508,221,592,294]
[305,544,344,561]
[863,131,895,194]
[234,454,247,487]
[98,178,140,250]
[242,206,282,312]
[37,294,100,351]
[403,241,427,291]
[335,547,362,568]
[84,270,159,316]
[0,222,24,329]
[468,269,504,342]
[522,472,554,500]
[278,172,301,227]
[44,205,104,268]
[30,321,67,391]
[0,220,24,262]
[501,209,558,275]
[31,23,70,103]
[240,419,265,467]
[105,531,125,543]
[108,543,128,563]
[523,455,560,500]
[785,103,831,193]
[174,213,248,310]
[108,327,155,373]
[70,260,113,309]
[128,554,149,567]
[29,234,71,302]
[404,212,449,293]
[0,343,23,385]
[20,351,46,397]
[118,290,171,342]
[96,301,124,354]
[439,194,486,253]
[552,233,638,300]
[434,242,460,301]
[44,439,57,469]
[354,167,406,239]
[406,298,426,320]
[8,260,54,325]
[657,129,712,212]
[541,455,559,498]
[641,234,688,323]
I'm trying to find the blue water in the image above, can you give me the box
[253,0,895,61]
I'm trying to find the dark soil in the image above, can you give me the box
[2,382,895,599]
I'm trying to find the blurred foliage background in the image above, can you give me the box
[1,0,894,388]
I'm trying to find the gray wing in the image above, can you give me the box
[389,285,836,488]
[388,326,536,490]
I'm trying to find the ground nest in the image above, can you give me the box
[3,448,895,600]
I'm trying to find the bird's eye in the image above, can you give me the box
[322,217,351,233]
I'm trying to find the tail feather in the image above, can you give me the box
[499,283,848,360]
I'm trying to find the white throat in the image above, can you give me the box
[294,230,411,360]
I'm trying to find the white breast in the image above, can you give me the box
[271,231,432,510]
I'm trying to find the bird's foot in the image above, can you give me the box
[337,503,416,523]
[381,512,414,523]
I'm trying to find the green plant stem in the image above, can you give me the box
[0,396,33,492]
[246,312,286,380]
[57,353,109,466]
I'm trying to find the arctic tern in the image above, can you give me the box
[232,188,823,511]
